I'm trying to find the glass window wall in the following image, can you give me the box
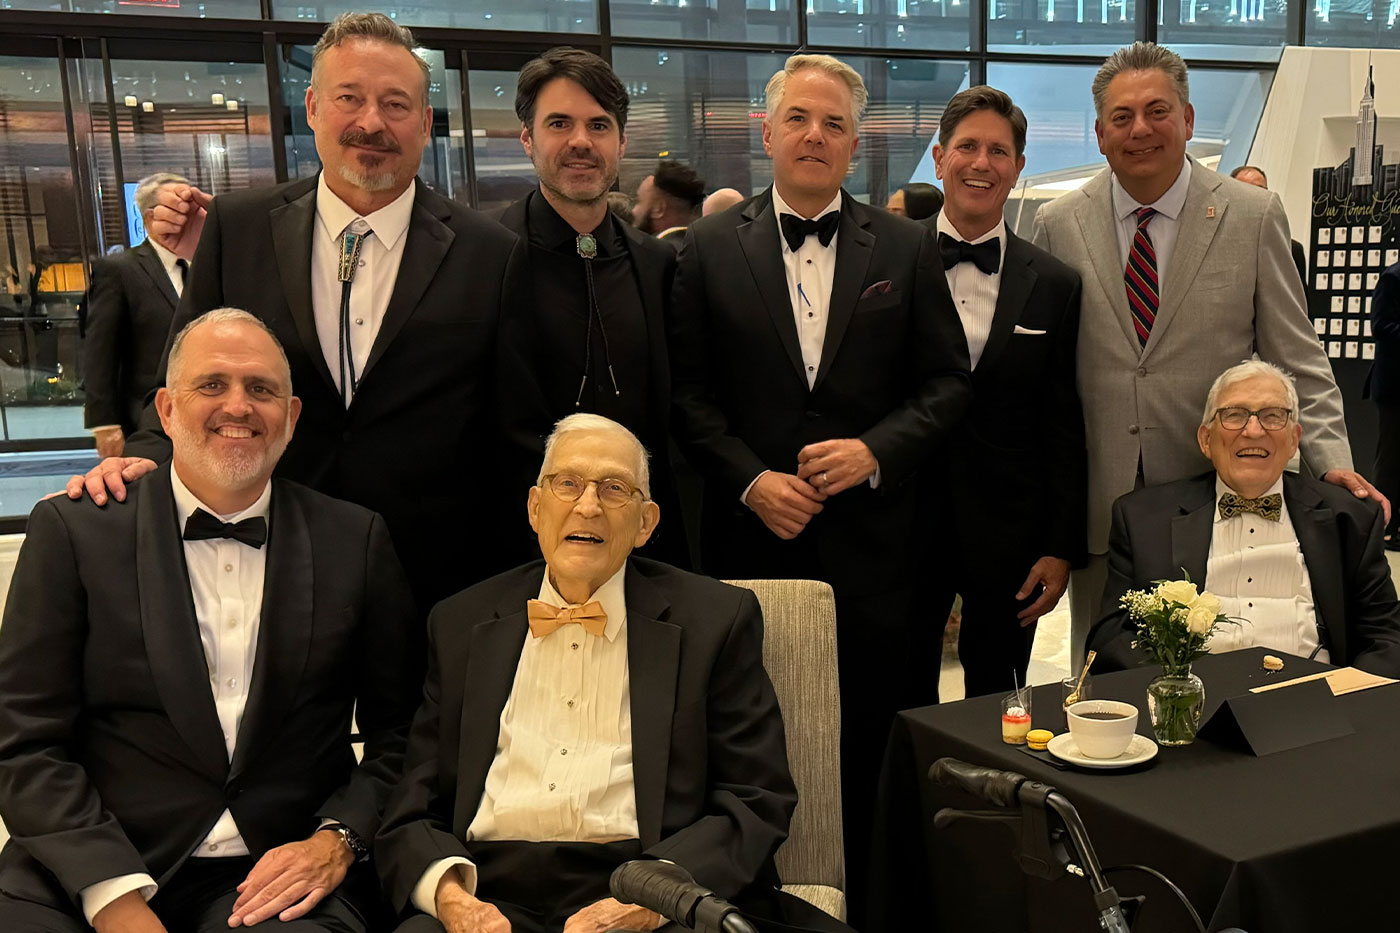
[807,0,971,52]
[271,0,598,33]
[611,0,797,44]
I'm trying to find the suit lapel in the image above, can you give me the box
[813,194,874,390]
[624,564,679,848]
[1284,474,1346,661]
[1072,171,1140,352]
[453,604,531,835]
[361,181,454,384]
[1142,162,1225,360]
[619,222,673,440]
[1170,479,1216,586]
[736,190,806,386]
[229,483,314,780]
[975,231,1036,374]
[269,182,338,394]
[133,241,178,309]
[136,464,229,782]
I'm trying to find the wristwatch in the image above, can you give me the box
[322,822,369,862]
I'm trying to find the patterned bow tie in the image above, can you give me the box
[527,599,608,639]
[937,232,1000,275]
[1218,492,1282,522]
[183,508,268,548]
[779,211,840,253]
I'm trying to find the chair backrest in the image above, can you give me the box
[724,578,844,892]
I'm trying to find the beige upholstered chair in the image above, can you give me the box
[724,579,845,921]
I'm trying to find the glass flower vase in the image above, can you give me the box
[1146,668,1205,746]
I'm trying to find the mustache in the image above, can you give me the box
[339,129,401,153]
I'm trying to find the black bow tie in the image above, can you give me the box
[183,509,268,549]
[938,232,1000,275]
[780,211,840,253]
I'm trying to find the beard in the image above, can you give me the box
[339,163,402,193]
[167,412,292,492]
[338,128,408,193]
[535,148,616,208]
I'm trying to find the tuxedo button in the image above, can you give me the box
[560,748,568,756]
[1128,424,1139,435]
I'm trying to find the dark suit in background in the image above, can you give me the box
[1368,262,1400,542]
[923,228,1086,697]
[1088,471,1400,677]
[669,189,971,913]
[0,466,418,928]
[124,175,528,610]
[82,240,178,435]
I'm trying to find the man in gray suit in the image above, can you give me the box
[1032,41,1386,664]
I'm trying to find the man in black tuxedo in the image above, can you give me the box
[65,12,526,609]
[667,53,971,915]
[1089,360,1400,676]
[376,414,845,933]
[83,172,192,459]
[495,48,688,567]
[1368,261,1400,548]
[0,310,418,932]
[919,87,1086,698]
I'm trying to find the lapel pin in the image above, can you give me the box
[1206,206,1216,219]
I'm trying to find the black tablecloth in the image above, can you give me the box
[866,648,1400,932]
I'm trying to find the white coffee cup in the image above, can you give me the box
[1066,700,1139,759]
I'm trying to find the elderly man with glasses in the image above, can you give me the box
[1088,360,1400,677]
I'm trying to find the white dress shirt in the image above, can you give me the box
[772,185,842,390]
[310,173,415,405]
[1204,476,1327,662]
[936,211,1006,370]
[1110,156,1192,292]
[78,467,272,923]
[411,567,637,917]
[147,237,186,298]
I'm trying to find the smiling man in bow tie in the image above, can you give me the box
[0,309,418,932]
[667,52,970,918]
[1089,360,1400,677]
[919,86,1087,700]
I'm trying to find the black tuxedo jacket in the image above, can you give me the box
[123,175,529,608]
[82,240,178,433]
[375,558,795,913]
[930,226,1087,570]
[668,188,971,583]
[494,193,689,567]
[0,465,419,913]
[1088,471,1400,677]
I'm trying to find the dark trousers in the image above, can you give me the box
[934,558,1039,700]
[1375,401,1400,537]
[0,857,368,933]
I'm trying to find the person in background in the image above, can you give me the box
[702,187,745,216]
[885,182,943,221]
[1229,164,1309,293]
[633,160,705,248]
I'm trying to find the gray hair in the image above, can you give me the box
[1091,42,1190,119]
[538,413,651,499]
[167,308,291,392]
[765,54,868,129]
[134,172,191,217]
[311,12,430,109]
[1201,360,1300,427]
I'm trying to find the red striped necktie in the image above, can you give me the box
[1125,206,1159,347]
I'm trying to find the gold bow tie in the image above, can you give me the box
[1218,492,1282,522]
[527,599,608,639]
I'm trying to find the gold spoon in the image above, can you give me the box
[1064,650,1096,707]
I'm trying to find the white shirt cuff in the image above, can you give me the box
[89,425,121,434]
[869,464,881,489]
[411,857,478,919]
[80,873,158,925]
[740,470,769,506]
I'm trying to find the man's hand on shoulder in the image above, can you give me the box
[796,438,878,495]
[436,871,512,933]
[61,456,158,505]
[562,897,663,933]
[227,830,353,927]
[745,471,826,540]
[149,183,212,261]
[1323,469,1392,523]
[92,891,168,933]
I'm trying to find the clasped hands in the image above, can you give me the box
[435,870,662,933]
[747,438,877,540]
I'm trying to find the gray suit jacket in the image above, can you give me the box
[1032,159,1351,553]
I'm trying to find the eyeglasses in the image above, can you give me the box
[541,473,645,509]
[1214,407,1293,431]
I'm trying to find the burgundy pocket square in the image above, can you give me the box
[860,280,893,298]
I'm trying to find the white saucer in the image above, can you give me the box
[1046,732,1159,769]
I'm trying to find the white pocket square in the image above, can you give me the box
[1013,325,1047,335]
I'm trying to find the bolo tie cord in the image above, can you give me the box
[337,229,368,408]
[575,235,621,408]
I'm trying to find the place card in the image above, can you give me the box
[1330,318,1343,335]
[1328,340,1342,358]
[1315,318,1328,335]
[1334,249,1348,267]
[1351,249,1364,267]
[1366,320,1373,337]
[1369,273,1381,290]
[1349,296,1362,313]
[1332,296,1345,313]
[1318,228,1332,244]
[1318,251,1330,268]
[1335,227,1348,244]
[1369,249,1382,267]
[1346,341,1359,358]
[1332,273,1346,290]
[1388,249,1400,266]
[1353,226,1366,243]
[1370,225,1383,243]
[1250,666,1398,696]
[1350,273,1364,290]
[1202,677,1353,756]
[1367,297,1374,313]
[1364,342,1376,360]
[1318,274,1330,290]
[1348,319,1361,336]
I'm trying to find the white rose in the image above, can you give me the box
[1185,605,1217,636]
[1155,579,1200,608]
[1193,591,1222,619]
